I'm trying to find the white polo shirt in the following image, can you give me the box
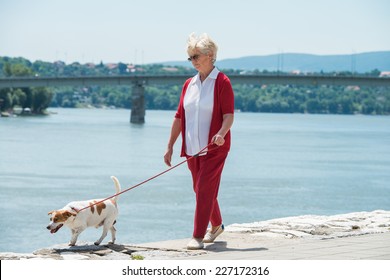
[183,67,220,156]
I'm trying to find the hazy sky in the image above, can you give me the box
[1,0,389,64]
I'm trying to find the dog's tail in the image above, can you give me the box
[110,176,121,202]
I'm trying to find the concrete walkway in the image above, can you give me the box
[136,231,390,260]
[1,231,388,260]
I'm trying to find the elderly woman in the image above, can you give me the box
[164,33,234,250]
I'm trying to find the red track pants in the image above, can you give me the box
[187,151,228,239]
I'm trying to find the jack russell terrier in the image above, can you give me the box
[47,176,121,246]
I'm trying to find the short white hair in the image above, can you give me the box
[187,33,218,63]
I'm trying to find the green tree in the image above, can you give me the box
[3,63,12,77]
[11,88,27,108]
[0,89,12,111]
[118,63,127,75]
[31,87,54,114]
[10,63,33,76]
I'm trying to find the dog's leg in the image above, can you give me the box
[95,218,117,245]
[69,227,84,246]
[94,226,109,245]
[108,225,117,244]
[94,219,110,245]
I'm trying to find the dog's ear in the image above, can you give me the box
[64,211,77,218]
[48,211,55,215]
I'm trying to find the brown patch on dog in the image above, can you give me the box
[95,201,106,215]
[48,210,76,223]
[89,202,95,214]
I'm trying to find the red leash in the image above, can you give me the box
[76,142,217,213]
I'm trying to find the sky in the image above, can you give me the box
[0,0,389,65]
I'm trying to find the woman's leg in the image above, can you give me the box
[188,152,228,239]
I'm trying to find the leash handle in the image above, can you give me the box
[77,142,217,213]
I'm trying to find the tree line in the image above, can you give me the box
[1,56,389,115]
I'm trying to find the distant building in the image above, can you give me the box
[380,71,390,77]
[162,67,179,72]
[127,64,136,73]
[345,85,360,91]
[106,63,118,70]
[54,61,66,67]
[291,70,301,75]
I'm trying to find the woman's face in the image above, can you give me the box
[188,49,213,73]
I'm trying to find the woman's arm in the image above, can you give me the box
[164,117,181,166]
[212,113,234,146]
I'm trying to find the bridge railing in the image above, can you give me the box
[1,74,390,88]
[1,74,389,123]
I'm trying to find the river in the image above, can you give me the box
[1,109,389,253]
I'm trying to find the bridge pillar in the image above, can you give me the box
[130,82,145,124]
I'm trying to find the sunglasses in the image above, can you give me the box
[188,54,201,61]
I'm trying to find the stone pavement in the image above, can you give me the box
[1,231,389,260]
[136,231,390,260]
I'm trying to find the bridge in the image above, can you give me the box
[1,74,389,123]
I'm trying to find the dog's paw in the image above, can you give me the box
[68,242,76,246]
[94,241,101,246]
[108,241,115,245]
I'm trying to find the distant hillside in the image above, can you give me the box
[162,51,390,73]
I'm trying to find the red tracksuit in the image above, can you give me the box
[175,72,235,238]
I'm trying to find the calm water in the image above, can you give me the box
[1,109,389,253]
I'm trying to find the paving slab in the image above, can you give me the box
[135,231,390,260]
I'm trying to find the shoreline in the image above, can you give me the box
[1,210,389,260]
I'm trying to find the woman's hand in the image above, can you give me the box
[164,147,173,167]
[212,134,225,146]
[212,114,233,146]
[164,118,181,167]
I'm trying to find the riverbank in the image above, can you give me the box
[1,210,389,260]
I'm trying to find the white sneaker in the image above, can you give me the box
[203,224,224,243]
[187,238,204,250]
